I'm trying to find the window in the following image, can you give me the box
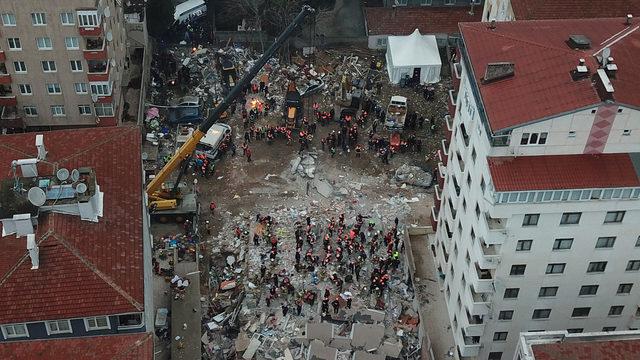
[42,61,57,72]
[579,285,598,296]
[626,260,640,271]
[590,237,615,250]
[603,327,616,332]
[1,324,28,338]
[560,212,581,225]
[31,12,46,25]
[604,211,625,223]
[36,37,52,50]
[587,261,607,273]
[553,238,573,250]
[74,83,88,94]
[70,60,83,72]
[617,283,633,294]
[78,13,99,27]
[23,106,37,116]
[516,239,532,251]
[532,309,551,319]
[571,307,591,317]
[520,132,548,145]
[8,38,21,50]
[65,37,79,50]
[510,264,526,275]
[498,310,514,320]
[623,129,631,136]
[117,313,143,329]
[50,105,65,117]
[488,353,502,360]
[375,37,387,47]
[475,204,480,219]
[60,12,75,25]
[79,105,92,115]
[546,263,566,274]
[45,320,72,335]
[444,0,455,4]
[609,306,624,316]
[539,287,558,297]
[567,328,583,334]
[46,83,62,94]
[568,131,576,138]
[84,316,110,331]
[504,288,519,299]
[471,148,477,163]
[420,0,432,5]
[13,61,27,73]
[18,84,32,95]
[493,332,508,341]
[91,83,111,96]
[95,103,114,117]
[522,214,539,226]
[1,13,16,26]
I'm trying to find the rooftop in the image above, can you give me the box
[488,153,640,191]
[0,333,153,360]
[459,18,640,131]
[518,330,640,360]
[365,6,481,36]
[510,0,640,20]
[0,127,145,323]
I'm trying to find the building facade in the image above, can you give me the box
[0,0,127,131]
[482,0,640,22]
[430,18,640,360]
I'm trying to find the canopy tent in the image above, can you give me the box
[386,29,442,84]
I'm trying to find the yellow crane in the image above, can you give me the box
[146,6,315,212]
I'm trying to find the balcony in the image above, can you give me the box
[460,329,481,357]
[444,115,453,141]
[0,50,5,61]
[452,62,462,91]
[477,239,501,269]
[484,215,507,245]
[437,162,446,189]
[83,37,107,60]
[78,10,102,36]
[87,60,110,82]
[440,139,449,165]
[471,262,494,293]
[466,286,491,316]
[430,206,439,232]
[434,185,441,212]
[0,106,24,129]
[0,95,17,106]
[455,151,465,174]
[448,89,457,117]
[0,63,10,85]
[463,309,485,337]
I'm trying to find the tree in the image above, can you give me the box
[146,0,175,38]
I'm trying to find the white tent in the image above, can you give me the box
[386,29,442,84]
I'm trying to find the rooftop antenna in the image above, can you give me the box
[26,234,39,270]
[35,134,47,160]
[602,47,611,66]
[627,14,633,25]
[469,1,475,16]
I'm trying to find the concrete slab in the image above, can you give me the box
[352,351,385,360]
[328,337,352,350]
[352,309,385,323]
[243,338,261,359]
[284,348,294,360]
[313,179,333,198]
[379,339,402,358]
[307,339,338,360]
[306,322,333,344]
[350,323,384,350]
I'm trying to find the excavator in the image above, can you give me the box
[146,6,315,215]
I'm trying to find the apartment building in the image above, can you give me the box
[0,0,127,131]
[482,0,640,22]
[0,127,153,359]
[514,330,640,360]
[430,17,640,360]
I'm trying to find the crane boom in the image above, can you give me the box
[146,6,315,200]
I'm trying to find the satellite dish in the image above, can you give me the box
[76,183,88,194]
[71,169,80,182]
[106,31,113,42]
[57,168,70,181]
[104,7,111,18]
[141,152,149,160]
[28,187,47,206]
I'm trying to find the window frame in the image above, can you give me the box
[626,260,640,271]
[78,105,92,115]
[595,236,616,249]
[50,105,66,117]
[510,264,526,276]
[36,37,53,50]
[516,239,532,251]
[608,305,624,316]
[70,60,83,72]
[18,84,32,95]
[46,83,62,95]
[8,37,21,50]
[45,319,72,335]
[13,61,27,73]
[84,316,110,331]
[116,313,144,330]
[504,288,519,299]
[1,323,29,338]
[538,286,558,298]
[552,238,573,250]
[617,283,633,295]
[23,106,38,117]
[60,12,75,26]
[74,83,88,94]
[31,12,47,26]
[498,310,514,320]
[95,103,114,117]
[532,309,551,319]
[64,36,80,50]
[604,211,625,223]
[493,331,508,342]
[522,213,539,226]
[1,13,17,26]
[78,13,99,27]
[579,285,598,296]
[545,263,566,274]
[42,60,57,73]
[560,212,581,225]
[571,307,591,317]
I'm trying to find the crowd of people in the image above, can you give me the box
[248,213,404,320]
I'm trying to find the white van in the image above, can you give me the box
[174,0,207,24]
[176,123,232,160]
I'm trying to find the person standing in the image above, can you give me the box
[244,146,252,162]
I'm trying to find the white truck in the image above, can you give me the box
[385,95,408,130]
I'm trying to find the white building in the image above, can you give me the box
[481,0,640,22]
[514,329,640,360]
[429,18,640,360]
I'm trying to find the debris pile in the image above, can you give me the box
[290,153,318,179]
[394,164,433,188]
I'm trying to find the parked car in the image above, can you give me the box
[300,79,326,97]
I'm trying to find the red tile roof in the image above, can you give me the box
[0,127,144,323]
[510,0,640,21]
[0,332,153,360]
[365,6,481,36]
[531,338,640,360]
[488,154,640,191]
[460,18,640,131]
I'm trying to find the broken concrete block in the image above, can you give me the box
[284,348,294,360]
[352,351,385,360]
[236,332,251,352]
[243,338,261,359]
[291,157,302,174]
[350,323,384,350]
[220,280,237,291]
[307,339,338,360]
[306,322,332,344]
[314,179,333,198]
[328,337,351,351]
[379,339,402,358]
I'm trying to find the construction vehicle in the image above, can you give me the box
[146,6,315,213]
[284,82,303,128]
